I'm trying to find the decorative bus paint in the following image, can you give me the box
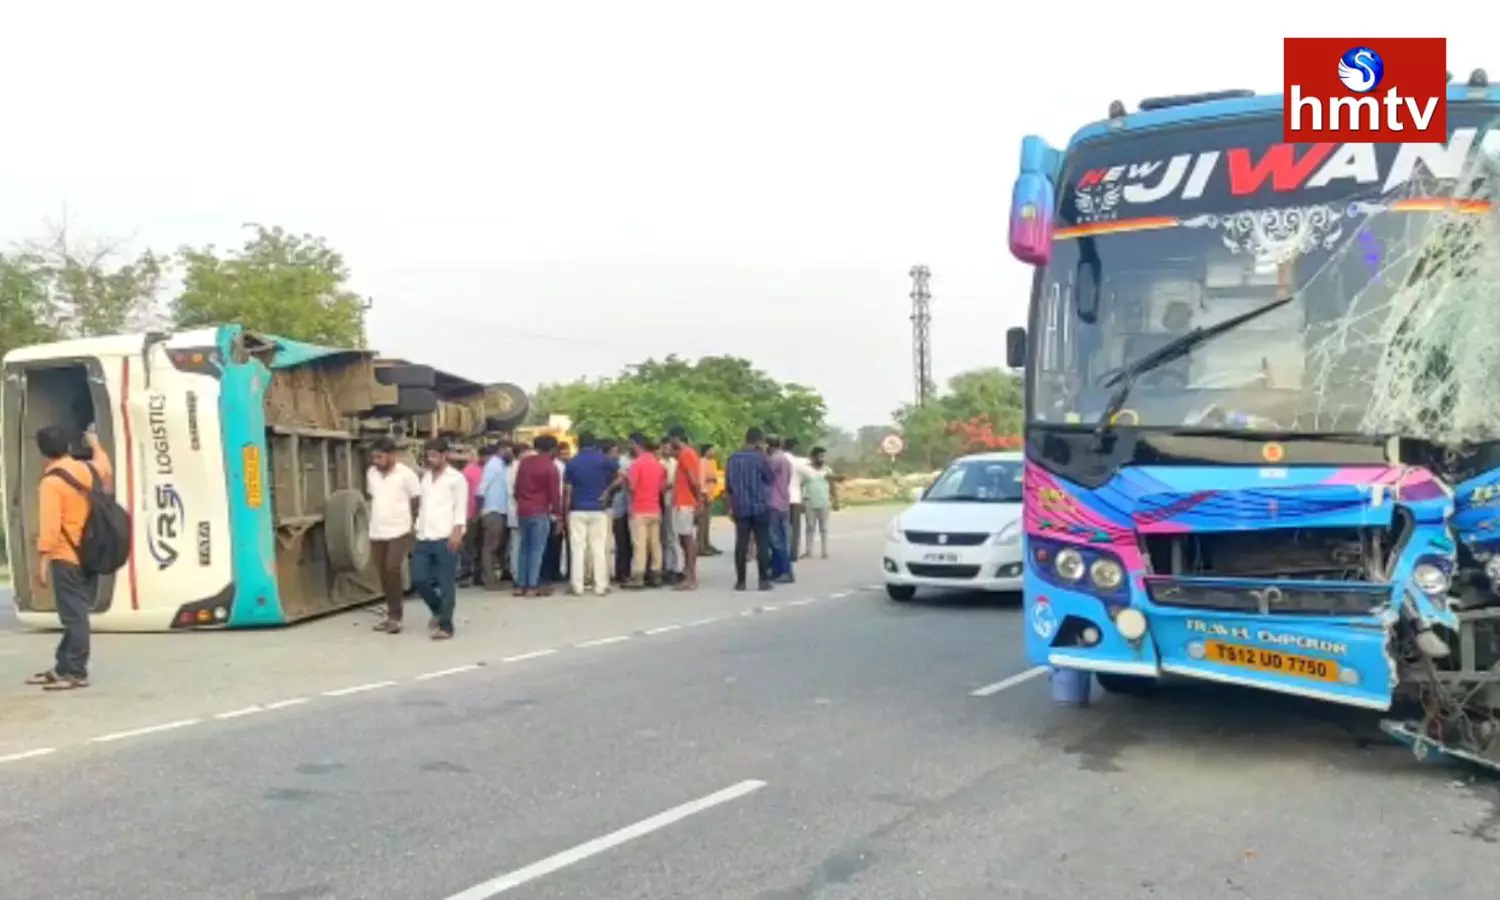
[1005,81,1500,773]
[4,325,434,632]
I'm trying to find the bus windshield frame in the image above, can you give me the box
[1027,108,1500,437]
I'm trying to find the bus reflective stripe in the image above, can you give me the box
[120,356,140,612]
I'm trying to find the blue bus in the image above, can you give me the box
[1004,76,1500,772]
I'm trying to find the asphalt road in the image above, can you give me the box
[2,525,1499,900]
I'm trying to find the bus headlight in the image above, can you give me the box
[1089,558,1124,590]
[1054,548,1085,582]
[1412,562,1449,595]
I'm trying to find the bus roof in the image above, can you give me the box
[1066,84,1500,150]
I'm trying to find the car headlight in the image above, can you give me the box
[1089,557,1124,590]
[1054,547,1085,582]
[885,518,902,542]
[1412,562,1449,595]
[993,521,1021,546]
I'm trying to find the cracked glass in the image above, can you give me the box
[1030,108,1500,438]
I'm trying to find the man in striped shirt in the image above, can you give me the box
[723,427,775,591]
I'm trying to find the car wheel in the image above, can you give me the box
[886,584,916,602]
[1095,673,1158,697]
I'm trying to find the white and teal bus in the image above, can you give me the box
[3,325,516,632]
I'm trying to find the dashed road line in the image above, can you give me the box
[416,664,483,681]
[442,779,768,898]
[971,666,1048,697]
[322,680,397,697]
[4,585,863,767]
[91,719,203,743]
[0,747,56,764]
[576,635,631,648]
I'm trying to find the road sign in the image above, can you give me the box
[880,433,905,457]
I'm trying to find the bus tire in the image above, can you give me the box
[483,382,530,432]
[324,489,372,574]
[374,387,439,417]
[375,363,437,389]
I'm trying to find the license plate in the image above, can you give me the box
[922,552,959,563]
[243,445,263,509]
[1203,640,1336,682]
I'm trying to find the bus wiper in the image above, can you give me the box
[1093,293,1296,441]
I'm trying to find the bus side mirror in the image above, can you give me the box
[1009,136,1057,266]
[1006,327,1027,368]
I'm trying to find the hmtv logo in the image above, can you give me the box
[1283,37,1447,142]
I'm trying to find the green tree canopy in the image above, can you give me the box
[173,224,366,347]
[894,367,1023,468]
[533,355,828,455]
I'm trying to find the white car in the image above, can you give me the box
[881,451,1024,602]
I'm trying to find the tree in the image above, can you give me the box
[10,220,168,340]
[0,253,61,360]
[893,367,1023,468]
[173,224,365,347]
[532,355,828,454]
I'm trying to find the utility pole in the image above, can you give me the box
[356,297,374,349]
[909,265,933,407]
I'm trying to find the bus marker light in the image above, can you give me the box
[1114,607,1148,641]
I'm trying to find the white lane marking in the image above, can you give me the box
[760,604,780,612]
[828,591,849,599]
[644,624,682,635]
[783,598,816,607]
[971,666,1048,697]
[0,747,56,764]
[416,664,481,681]
[322,681,397,697]
[503,649,558,663]
[441,779,768,899]
[576,635,630,648]
[91,719,203,743]
[264,697,310,710]
[214,705,266,720]
[684,617,720,628]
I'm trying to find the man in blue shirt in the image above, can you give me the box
[476,443,510,590]
[564,432,620,596]
[724,427,775,591]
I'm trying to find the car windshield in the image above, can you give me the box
[1029,107,1500,442]
[925,459,1023,502]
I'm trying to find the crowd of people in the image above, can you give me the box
[366,427,840,639]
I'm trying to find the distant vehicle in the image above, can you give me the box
[2,325,523,632]
[881,452,1024,602]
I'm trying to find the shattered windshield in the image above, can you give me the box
[1029,108,1500,441]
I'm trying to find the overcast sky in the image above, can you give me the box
[0,3,1480,426]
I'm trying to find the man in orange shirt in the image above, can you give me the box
[666,427,705,590]
[27,425,113,691]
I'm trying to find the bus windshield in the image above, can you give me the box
[1030,109,1500,440]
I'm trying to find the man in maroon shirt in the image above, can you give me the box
[513,434,563,596]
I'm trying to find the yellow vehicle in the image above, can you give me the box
[513,415,578,455]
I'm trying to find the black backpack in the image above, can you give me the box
[47,464,132,576]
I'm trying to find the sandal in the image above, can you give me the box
[25,670,60,686]
[43,675,89,691]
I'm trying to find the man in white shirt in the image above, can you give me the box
[506,444,531,580]
[784,437,810,561]
[413,437,469,640]
[367,436,421,634]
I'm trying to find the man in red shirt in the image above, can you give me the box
[666,426,705,590]
[623,434,666,588]
[512,434,563,596]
